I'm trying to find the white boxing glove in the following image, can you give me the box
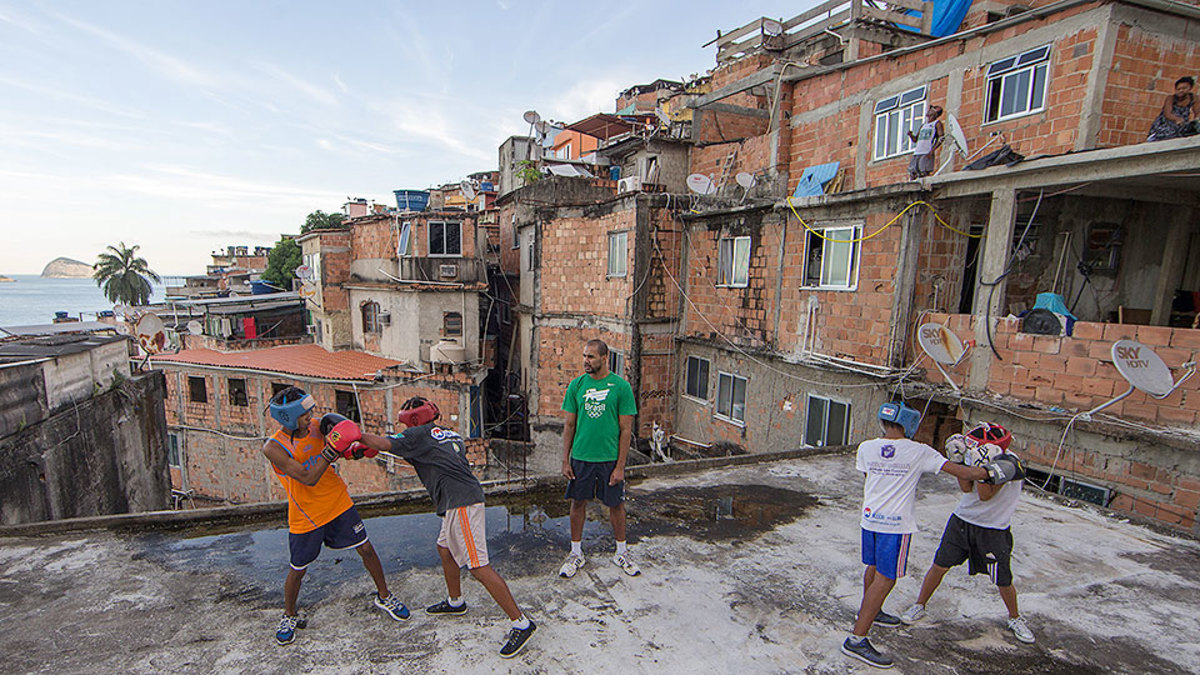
[944,434,970,464]
[965,442,1004,468]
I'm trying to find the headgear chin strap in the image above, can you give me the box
[398,399,440,427]
[878,401,922,439]
[270,392,316,432]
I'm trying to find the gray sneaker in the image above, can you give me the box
[900,603,926,625]
[841,636,893,669]
[612,553,642,577]
[1008,615,1035,643]
[559,553,585,578]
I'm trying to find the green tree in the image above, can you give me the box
[261,236,302,288]
[301,210,345,234]
[92,242,161,306]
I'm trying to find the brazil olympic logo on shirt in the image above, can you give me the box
[582,387,610,418]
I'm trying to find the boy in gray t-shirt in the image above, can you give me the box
[356,396,536,659]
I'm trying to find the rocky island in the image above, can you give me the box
[40,257,94,278]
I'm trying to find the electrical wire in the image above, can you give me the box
[786,197,983,243]
[978,189,1043,358]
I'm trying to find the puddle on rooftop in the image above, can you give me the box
[131,483,815,602]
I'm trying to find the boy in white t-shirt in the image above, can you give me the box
[843,402,991,669]
[899,422,1035,645]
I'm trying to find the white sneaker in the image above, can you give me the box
[612,553,641,577]
[558,553,585,578]
[900,603,926,625]
[1008,615,1035,643]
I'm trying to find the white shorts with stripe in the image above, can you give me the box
[437,503,490,569]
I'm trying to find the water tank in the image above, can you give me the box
[250,280,274,295]
[393,189,430,212]
[430,339,467,364]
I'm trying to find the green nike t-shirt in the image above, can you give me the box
[562,372,637,462]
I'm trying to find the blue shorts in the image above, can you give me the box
[289,505,368,570]
[564,459,625,507]
[861,529,912,580]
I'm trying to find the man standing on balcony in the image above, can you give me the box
[907,105,944,179]
[559,338,641,579]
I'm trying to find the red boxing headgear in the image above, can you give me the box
[398,398,440,427]
[966,422,1011,450]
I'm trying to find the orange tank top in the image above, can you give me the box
[269,421,354,533]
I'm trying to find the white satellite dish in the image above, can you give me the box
[653,108,672,126]
[1080,340,1196,417]
[916,322,971,392]
[534,120,549,140]
[294,264,313,280]
[135,313,167,355]
[936,113,971,175]
[522,110,541,125]
[735,172,756,189]
[686,173,716,195]
[460,180,477,202]
[186,320,203,336]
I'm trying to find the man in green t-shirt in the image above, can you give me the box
[559,339,640,578]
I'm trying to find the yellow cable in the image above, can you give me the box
[785,196,982,241]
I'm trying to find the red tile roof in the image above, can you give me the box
[152,344,404,381]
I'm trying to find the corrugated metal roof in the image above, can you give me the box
[0,321,117,336]
[151,344,404,381]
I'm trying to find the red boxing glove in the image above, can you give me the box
[343,442,378,460]
[326,418,362,453]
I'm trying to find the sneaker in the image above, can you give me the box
[1008,615,1036,644]
[612,553,642,577]
[900,603,926,625]
[499,619,537,659]
[559,553,585,578]
[855,610,902,628]
[374,593,411,622]
[274,614,307,645]
[841,636,893,669]
[426,599,468,616]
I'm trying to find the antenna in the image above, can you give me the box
[1085,340,1196,413]
[294,264,313,281]
[735,172,756,189]
[916,322,973,392]
[685,173,716,196]
[653,108,671,126]
[522,110,541,126]
[186,320,203,336]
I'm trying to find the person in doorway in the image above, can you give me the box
[1147,76,1200,141]
[559,338,640,579]
[843,402,1021,669]
[260,386,409,646]
[353,396,537,659]
[907,105,944,179]
[899,422,1035,644]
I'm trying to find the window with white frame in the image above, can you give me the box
[302,252,322,281]
[398,221,413,256]
[985,45,1050,123]
[718,236,750,287]
[428,221,462,256]
[803,224,860,289]
[609,349,625,377]
[873,86,927,160]
[608,231,628,277]
[685,356,710,400]
[715,371,747,424]
[804,395,850,446]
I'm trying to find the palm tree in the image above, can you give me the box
[93,242,161,306]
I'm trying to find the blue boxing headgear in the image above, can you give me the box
[269,387,316,431]
[878,401,921,439]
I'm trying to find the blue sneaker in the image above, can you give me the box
[275,614,307,645]
[374,593,411,621]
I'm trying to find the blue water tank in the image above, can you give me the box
[250,280,274,295]
[55,311,70,320]
[393,189,430,212]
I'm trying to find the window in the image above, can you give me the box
[398,221,413,256]
[167,433,180,468]
[803,224,860,289]
[804,395,850,446]
[608,231,628,277]
[556,142,572,159]
[511,215,519,249]
[188,376,207,403]
[715,372,747,424]
[718,236,750,287]
[362,301,381,334]
[685,356,710,400]
[873,86,927,160]
[335,390,361,423]
[524,235,535,271]
[985,45,1050,122]
[302,252,322,282]
[228,378,248,407]
[444,311,463,337]
[609,349,626,377]
[429,221,462,256]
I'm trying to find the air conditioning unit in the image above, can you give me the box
[439,264,459,278]
[305,324,317,335]
[429,339,467,364]
[617,176,642,193]
[379,311,391,326]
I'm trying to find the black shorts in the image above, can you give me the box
[564,458,625,507]
[933,513,1014,586]
[288,505,368,570]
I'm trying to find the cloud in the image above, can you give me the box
[97,164,352,210]
[51,12,221,89]
[0,76,147,120]
[545,78,624,122]
[252,62,338,106]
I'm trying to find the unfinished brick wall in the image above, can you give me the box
[1099,22,1200,147]
[350,212,480,261]
[913,210,973,313]
[317,231,352,312]
[689,134,778,186]
[637,332,676,436]
[539,203,636,317]
[535,325,633,427]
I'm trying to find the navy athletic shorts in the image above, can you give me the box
[288,505,368,570]
[933,513,1014,586]
[564,458,625,507]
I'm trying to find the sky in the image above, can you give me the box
[0,0,813,275]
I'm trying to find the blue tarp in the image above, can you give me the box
[899,0,972,38]
[792,161,840,197]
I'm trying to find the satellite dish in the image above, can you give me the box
[735,172,756,189]
[298,284,317,299]
[186,320,203,336]
[135,313,167,355]
[654,108,672,126]
[294,264,313,280]
[686,173,716,195]
[946,113,968,156]
[523,110,541,125]
[534,120,549,140]
[917,322,971,393]
[1079,340,1196,417]
[460,180,477,202]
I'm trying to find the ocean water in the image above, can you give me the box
[0,275,176,328]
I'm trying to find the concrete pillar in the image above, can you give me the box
[969,189,1017,391]
[1151,208,1194,326]
[890,207,926,367]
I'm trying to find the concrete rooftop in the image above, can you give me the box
[2,452,1198,674]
